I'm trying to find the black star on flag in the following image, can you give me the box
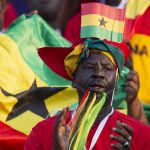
[99,17,107,27]
[1,79,66,121]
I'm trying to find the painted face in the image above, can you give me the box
[73,52,117,95]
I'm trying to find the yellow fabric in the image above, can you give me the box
[64,44,117,79]
[130,34,150,104]
[81,14,124,33]
[117,108,127,114]
[0,34,78,134]
[64,44,83,79]
[69,91,90,140]
[0,35,47,95]
[73,94,97,150]
[100,51,116,66]
[126,0,150,19]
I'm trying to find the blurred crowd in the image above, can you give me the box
[1,0,126,33]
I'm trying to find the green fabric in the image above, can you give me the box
[144,104,150,123]
[81,26,123,42]
[113,67,130,107]
[69,92,106,150]
[78,38,124,76]
[5,14,71,86]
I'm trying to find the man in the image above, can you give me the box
[27,0,61,29]
[24,38,150,150]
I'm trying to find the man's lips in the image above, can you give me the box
[90,83,105,88]
[89,83,106,93]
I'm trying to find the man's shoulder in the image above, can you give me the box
[114,110,150,129]
[32,115,57,133]
[33,111,72,131]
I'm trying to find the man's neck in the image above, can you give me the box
[95,105,112,124]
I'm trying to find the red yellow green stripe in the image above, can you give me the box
[81,26,123,42]
[81,3,125,21]
[81,14,124,33]
[81,3,125,42]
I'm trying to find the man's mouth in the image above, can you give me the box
[89,83,106,93]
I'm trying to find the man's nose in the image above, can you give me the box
[92,66,104,79]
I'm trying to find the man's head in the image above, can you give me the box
[27,0,61,23]
[63,38,126,103]
[72,51,117,101]
[38,38,129,102]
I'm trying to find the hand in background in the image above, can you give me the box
[125,70,140,104]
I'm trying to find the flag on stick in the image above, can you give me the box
[80,3,125,42]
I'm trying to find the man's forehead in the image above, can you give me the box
[83,52,113,64]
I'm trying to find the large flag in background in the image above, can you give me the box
[80,3,125,42]
[130,6,150,122]
[0,14,78,149]
[124,0,150,40]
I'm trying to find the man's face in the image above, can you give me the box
[74,52,117,95]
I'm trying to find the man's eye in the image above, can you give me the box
[83,66,92,70]
[104,67,113,71]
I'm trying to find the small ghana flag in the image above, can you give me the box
[80,3,125,42]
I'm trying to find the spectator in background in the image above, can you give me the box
[27,0,61,29]
[26,0,80,34]
[0,0,8,31]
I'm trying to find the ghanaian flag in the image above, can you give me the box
[130,6,150,122]
[80,3,125,42]
[0,14,78,140]
[130,6,150,102]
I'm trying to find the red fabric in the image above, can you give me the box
[81,3,125,21]
[24,110,150,150]
[4,2,17,28]
[124,6,150,40]
[124,18,137,40]
[131,6,150,36]
[0,121,27,150]
[105,40,130,62]
[64,12,81,43]
[38,47,73,80]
